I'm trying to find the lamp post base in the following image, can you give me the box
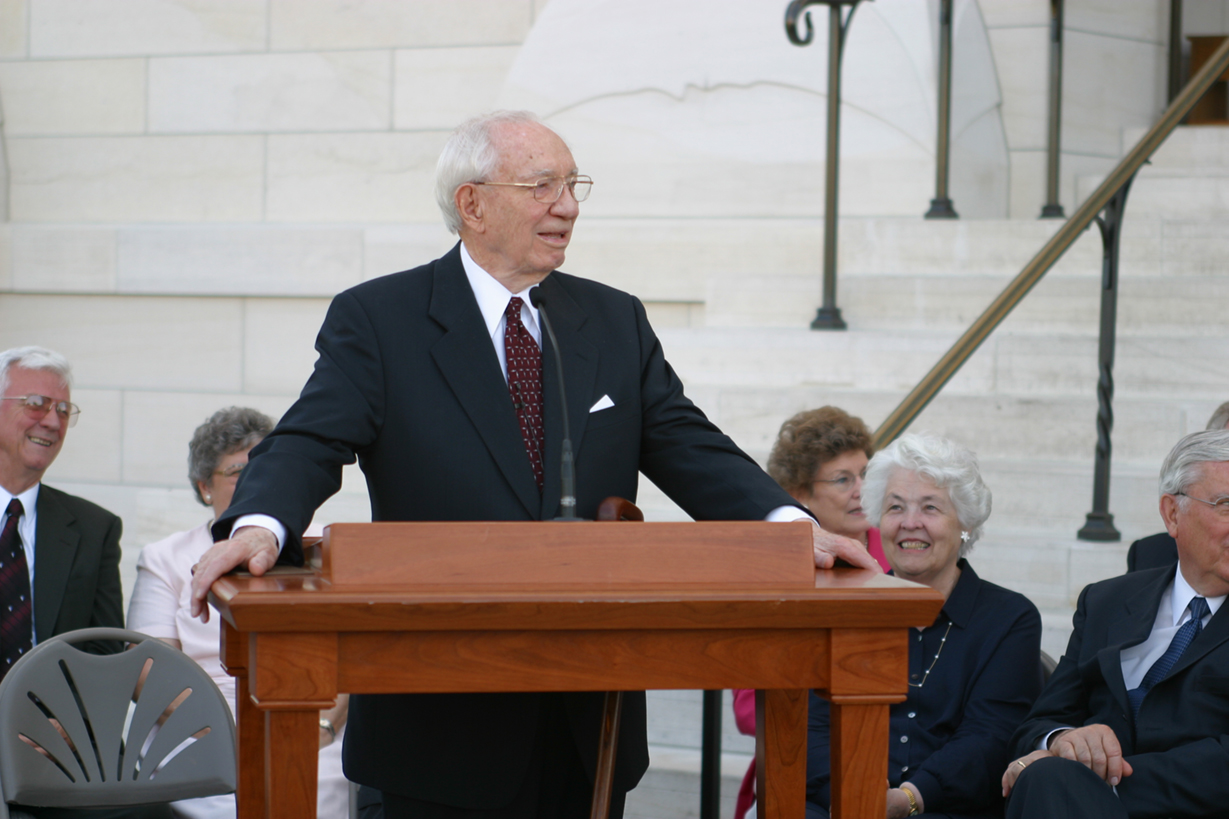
[924,197,959,219]
[1078,511,1121,542]
[810,306,847,331]
[1040,202,1067,218]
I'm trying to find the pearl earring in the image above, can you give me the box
[204,494,212,503]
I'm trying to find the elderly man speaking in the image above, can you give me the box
[188,110,878,819]
[1002,428,1229,819]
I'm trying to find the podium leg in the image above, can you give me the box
[236,673,266,819]
[265,709,319,819]
[222,623,266,819]
[829,702,889,819]
[756,688,807,819]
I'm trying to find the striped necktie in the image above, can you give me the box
[1128,596,1209,722]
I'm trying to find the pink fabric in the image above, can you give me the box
[867,526,891,572]
[733,689,757,819]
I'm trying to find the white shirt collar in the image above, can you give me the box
[1172,564,1226,624]
[0,483,41,524]
[459,242,541,341]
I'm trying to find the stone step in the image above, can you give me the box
[1122,124,1229,170]
[703,269,1229,332]
[657,327,1229,397]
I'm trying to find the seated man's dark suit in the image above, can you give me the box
[1008,564,1229,819]
[216,245,804,811]
[1125,532,1178,573]
[34,485,124,652]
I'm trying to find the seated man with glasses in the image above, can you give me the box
[188,109,879,819]
[0,346,159,818]
[1002,429,1229,819]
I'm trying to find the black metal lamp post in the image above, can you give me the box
[925,0,959,219]
[1040,0,1066,218]
[1077,174,1136,542]
[786,0,866,331]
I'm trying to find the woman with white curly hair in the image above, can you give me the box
[806,433,1043,819]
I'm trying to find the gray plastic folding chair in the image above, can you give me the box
[0,628,236,818]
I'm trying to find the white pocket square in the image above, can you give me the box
[589,395,615,412]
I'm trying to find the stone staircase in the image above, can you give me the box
[624,125,1229,817]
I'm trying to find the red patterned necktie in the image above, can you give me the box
[0,498,32,681]
[504,297,544,491]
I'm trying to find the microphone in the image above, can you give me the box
[530,286,584,521]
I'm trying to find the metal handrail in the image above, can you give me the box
[873,34,1229,449]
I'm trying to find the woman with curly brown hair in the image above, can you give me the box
[767,406,888,571]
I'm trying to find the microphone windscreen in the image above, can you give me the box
[529,287,545,308]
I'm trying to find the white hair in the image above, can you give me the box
[1159,429,1229,500]
[0,346,73,397]
[1207,401,1229,431]
[862,432,992,556]
[434,110,547,234]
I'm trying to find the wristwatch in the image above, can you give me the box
[902,786,920,816]
[319,718,336,743]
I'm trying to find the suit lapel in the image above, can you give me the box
[536,275,597,520]
[428,248,541,518]
[32,487,79,643]
[1098,567,1174,716]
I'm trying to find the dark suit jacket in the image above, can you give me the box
[1010,565,1229,818]
[1125,531,1178,573]
[34,484,124,653]
[216,245,802,808]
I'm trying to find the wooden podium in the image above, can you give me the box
[209,520,942,819]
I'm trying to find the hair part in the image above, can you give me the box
[1207,401,1229,432]
[188,407,275,505]
[767,406,874,494]
[862,432,992,557]
[0,346,73,397]
[435,110,549,234]
[1159,429,1229,502]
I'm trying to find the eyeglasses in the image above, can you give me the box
[213,463,246,480]
[2,395,80,427]
[473,175,593,204]
[813,472,865,493]
[1176,491,1229,516]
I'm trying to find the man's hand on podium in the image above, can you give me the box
[189,526,280,622]
[811,521,882,572]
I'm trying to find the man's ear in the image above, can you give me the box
[455,184,485,233]
[1160,493,1181,539]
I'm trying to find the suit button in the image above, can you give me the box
[907,712,917,719]
[900,736,909,743]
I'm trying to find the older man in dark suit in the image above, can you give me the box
[188,110,879,819]
[0,346,164,819]
[0,346,123,671]
[1001,428,1229,819]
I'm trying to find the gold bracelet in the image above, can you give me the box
[902,786,920,817]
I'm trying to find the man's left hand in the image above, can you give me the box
[1001,750,1051,797]
[811,521,882,571]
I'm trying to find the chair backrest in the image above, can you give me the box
[0,628,236,816]
[1040,649,1058,685]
